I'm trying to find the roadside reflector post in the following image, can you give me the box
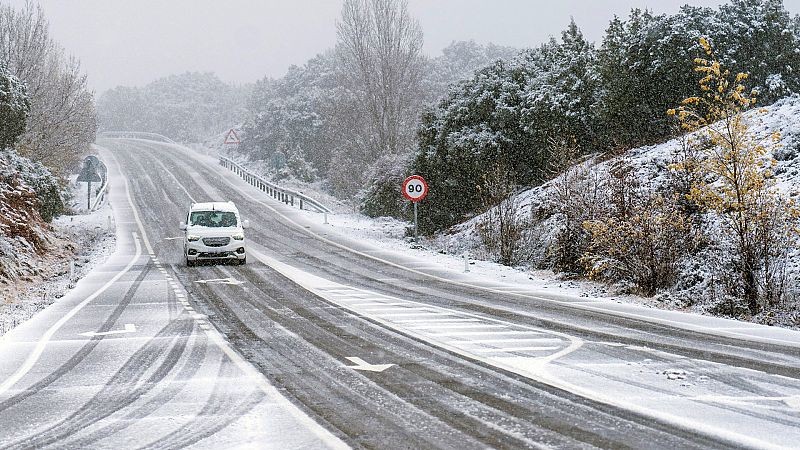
[69,259,75,281]
[464,254,470,273]
[324,212,328,224]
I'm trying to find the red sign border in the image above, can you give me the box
[224,128,241,145]
[402,175,428,202]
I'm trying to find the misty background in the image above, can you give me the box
[10,0,795,92]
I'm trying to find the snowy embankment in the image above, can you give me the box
[0,172,115,336]
[446,95,800,326]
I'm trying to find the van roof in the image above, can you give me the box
[190,201,238,213]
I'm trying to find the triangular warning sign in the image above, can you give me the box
[224,128,241,145]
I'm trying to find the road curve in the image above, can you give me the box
[1,137,799,449]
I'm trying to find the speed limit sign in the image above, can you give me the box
[402,175,428,202]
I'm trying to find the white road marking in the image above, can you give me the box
[194,277,245,286]
[359,307,434,314]
[406,323,507,330]
[345,357,395,373]
[449,338,563,345]
[432,330,541,337]
[375,312,439,318]
[473,346,560,353]
[346,302,409,307]
[79,323,137,338]
[396,318,480,324]
[0,234,142,396]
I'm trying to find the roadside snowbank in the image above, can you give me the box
[0,182,115,336]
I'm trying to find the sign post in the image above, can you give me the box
[77,157,102,209]
[402,175,428,241]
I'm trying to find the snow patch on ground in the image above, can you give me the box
[0,185,115,336]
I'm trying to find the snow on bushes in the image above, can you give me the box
[0,149,56,282]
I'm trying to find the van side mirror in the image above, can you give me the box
[179,222,187,230]
[242,219,250,229]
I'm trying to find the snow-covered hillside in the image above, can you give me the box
[446,95,800,326]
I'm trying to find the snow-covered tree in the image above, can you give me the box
[336,0,425,160]
[412,20,600,233]
[714,0,800,103]
[0,2,96,174]
[0,63,29,149]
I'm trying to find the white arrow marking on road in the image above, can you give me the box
[345,357,395,373]
[79,323,136,338]
[164,237,183,240]
[194,277,245,286]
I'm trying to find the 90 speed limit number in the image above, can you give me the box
[402,175,428,202]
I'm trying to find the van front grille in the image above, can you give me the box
[202,237,230,247]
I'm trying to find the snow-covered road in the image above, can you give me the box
[0,145,346,449]
[1,137,799,449]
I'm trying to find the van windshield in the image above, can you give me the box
[190,211,237,228]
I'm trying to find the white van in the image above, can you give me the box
[180,201,249,266]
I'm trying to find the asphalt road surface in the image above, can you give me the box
[1,138,799,449]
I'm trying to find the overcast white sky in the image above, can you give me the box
[6,0,800,93]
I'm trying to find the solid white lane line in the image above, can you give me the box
[396,318,481,324]
[0,234,143,396]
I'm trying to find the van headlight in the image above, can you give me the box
[187,235,201,242]
[232,233,244,241]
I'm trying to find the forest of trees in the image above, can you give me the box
[96,72,250,144]
[414,0,800,233]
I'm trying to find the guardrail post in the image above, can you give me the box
[299,199,303,210]
[291,196,294,206]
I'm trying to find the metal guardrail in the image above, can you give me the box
[97,131,176,144]
[90,174,108,211]
[88,158,108,211]
[219,156,331,214]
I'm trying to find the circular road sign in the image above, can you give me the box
[402,175,428,202]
